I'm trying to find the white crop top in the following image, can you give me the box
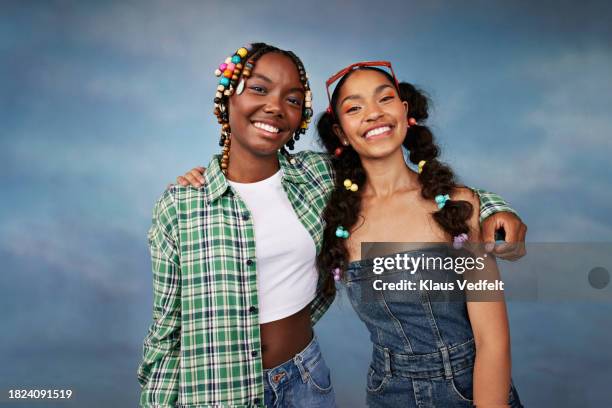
[228,170,318,324]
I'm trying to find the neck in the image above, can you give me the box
[360,148,419,197]
[225,140,280,183]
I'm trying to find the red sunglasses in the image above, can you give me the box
[325,61,400,118]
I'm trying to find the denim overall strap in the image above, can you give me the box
[414,268,455,380]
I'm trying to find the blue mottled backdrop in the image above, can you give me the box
[1,0,611,406]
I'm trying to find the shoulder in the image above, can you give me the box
[293,150,332,167]
[152,184,207,223]
[453,186,480,210]
[292,150,334,179]
[453,186,481,235]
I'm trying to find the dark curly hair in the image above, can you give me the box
[316,67,473,296]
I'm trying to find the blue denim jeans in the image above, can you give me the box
[345,247,523,407]
[263,334,336,408]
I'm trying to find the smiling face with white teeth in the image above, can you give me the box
[227,52,305,164]
[332,69,409,160]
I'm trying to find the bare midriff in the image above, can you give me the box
[260,304,313,369]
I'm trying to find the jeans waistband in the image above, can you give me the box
[263,334,322,391]
[372,338,475,379]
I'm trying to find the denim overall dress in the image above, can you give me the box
[344,247,523,407]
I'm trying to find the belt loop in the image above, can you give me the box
[439,345,453,379]
[293,354,308,383]
[383,348,391,376]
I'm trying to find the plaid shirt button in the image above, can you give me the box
[249,306,258,313]
[246,259,254,266]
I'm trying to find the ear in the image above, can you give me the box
[332,123,346,141]
[402,100,409,115]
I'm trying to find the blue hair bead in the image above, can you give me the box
[231,55,241,64]
[435,194,451,209]
[336,226,350,239]
[219,77,230,86]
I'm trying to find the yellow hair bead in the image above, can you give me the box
[237,47,248,58]
[418,160,427,174]
[344,179,359,192]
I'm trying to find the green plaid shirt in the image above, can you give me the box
[137,150,518,407]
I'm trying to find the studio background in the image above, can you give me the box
[2,1,611,407]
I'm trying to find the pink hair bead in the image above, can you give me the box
[219,63,228,71]
[227,63,236,71]
[453,233,469,249]
[333,268,341,281]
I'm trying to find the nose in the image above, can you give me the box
[263,94,284,117]
[364,104,384,122]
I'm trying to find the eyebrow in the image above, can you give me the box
[250,73,305,94]
[251,73,272,83]
[339,83,395,106]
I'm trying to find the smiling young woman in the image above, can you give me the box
[138,43,337,408]
[317,63,524,407]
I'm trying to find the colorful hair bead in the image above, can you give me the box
[333,147,343,157]
[335,226,350,239]
[219,77,230,86]
[343,179,358,192]
[408,117,417,126]
[231,55,241,64]
[227,62,236,71]
[332,267,341,282]
[418,160,426,174]
[453,233,469,249]
[435,194,450,209]
[219,63,228,71]
[237,47,248,58]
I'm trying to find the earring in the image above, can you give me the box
[342,139,350,146]
[236,78,246,95]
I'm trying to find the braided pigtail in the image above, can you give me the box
[316,111,367,296]
[400,82,473,238]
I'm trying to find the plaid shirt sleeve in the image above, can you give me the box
[471,187,520,223]
[138,190,182,407]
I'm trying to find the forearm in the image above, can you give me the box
[472,336,511,406]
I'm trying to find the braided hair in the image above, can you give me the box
[213,43,313,172]
[316,67,473,296]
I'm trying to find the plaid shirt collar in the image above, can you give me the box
[204,151,310,204]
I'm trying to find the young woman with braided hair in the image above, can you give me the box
[138,43,338,408]
[166,45,526,407]
[316,64,523,407]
